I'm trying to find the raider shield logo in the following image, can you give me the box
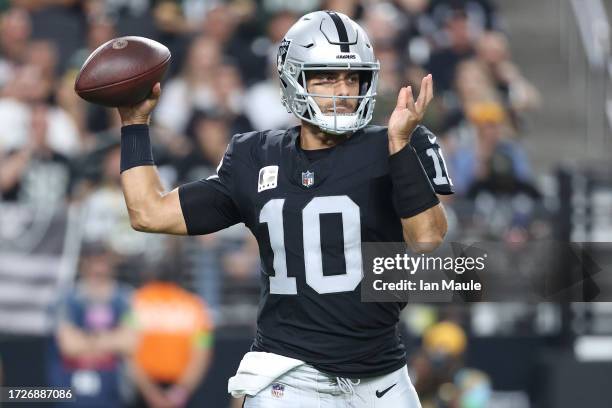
[277,39,292,74]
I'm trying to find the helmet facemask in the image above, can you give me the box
[280,60,380,135]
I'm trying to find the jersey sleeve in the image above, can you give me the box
[410,126,455,195]
[178,138,242,235]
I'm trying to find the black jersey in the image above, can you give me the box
[179,125,451,378]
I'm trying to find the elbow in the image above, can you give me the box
[130,217,148,232]
[402,202,450,253]
[407,237,443,254]
[127,207,154,233]
[406,228,447,254]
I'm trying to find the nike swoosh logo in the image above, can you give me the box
[375,383,397,398]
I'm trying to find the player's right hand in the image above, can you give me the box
[118,82,161,126]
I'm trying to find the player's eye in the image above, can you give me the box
[346,74,359,84]
[315,74,335,84]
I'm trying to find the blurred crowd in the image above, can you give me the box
[48,241,214,407]
[0,0,547,406]
[0,0,545,271]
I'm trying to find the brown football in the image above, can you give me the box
[74,36,171,107]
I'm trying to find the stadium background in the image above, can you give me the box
[0,0,611,407]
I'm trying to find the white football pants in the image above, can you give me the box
[242,364,422,408]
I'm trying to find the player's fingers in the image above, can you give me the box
[150,82,161,100]
[426,75,434,105]
[395,86,408,109]
[419,75,434,112]
[406,86,415,112]
[415,76,428,112]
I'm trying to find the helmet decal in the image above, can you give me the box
[326,11,350,52]
[277,39,291,75]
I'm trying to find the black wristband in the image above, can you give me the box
[120,124,155,173]
[389,144,440,218]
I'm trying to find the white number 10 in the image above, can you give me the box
[259,196,363,295]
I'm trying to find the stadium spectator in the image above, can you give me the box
[20,0,87,74]
[242,11,297,129]
[426,9,476,94]
[363,2,404,50]
[475,31,541,118]
[453,59,500,110]
[322,0,362,19]
[49,242,135,407]
[446,101,531,195]
[68,15,117,72]
[266,10,298,46]
[0,102,72,204]
[0,7,31,87]
[56,17,119,139]
[208,63,253,134]
[452,368,493,408]
[261,0,319,15]
[200,5,239,49]
[243,54,296,131]
[177,110,230,183]
[152,0,194,35]
[467,146,540,200]
[372,45,404,124]
[403,62,449,132]
[0,62,80,158]
[154,35,222,134]
[428,0,500,31]
[410,321,492,408]
[83,0,155,49]
[219,233,260,311]
[25,40,58,80]
[392,0,438,66]
[467,146,543,243]
[199,4,264,85]
[78,141,167,262]
[129,276,214,408]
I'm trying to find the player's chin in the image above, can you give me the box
[323,107,358,115]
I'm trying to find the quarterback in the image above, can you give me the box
[118,11,453,407]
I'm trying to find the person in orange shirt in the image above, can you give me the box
[128,279,214,408]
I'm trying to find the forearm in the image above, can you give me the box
[120,125,187,234]
[388,137,447,252]
[121,165,168,229]
[56,324,95,357]
[176,348,211,393]
[401,202,447,253]
[91,326,137,356]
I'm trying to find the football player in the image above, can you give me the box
[118,10,453,407]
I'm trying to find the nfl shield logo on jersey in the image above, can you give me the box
[271,383,285,398]
[302,170,314,187]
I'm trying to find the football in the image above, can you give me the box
[74,36,171,107]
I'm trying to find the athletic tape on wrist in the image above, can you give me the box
[120,124,155,173]
[389,144,439,218]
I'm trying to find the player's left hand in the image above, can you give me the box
[388,74,434,154]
